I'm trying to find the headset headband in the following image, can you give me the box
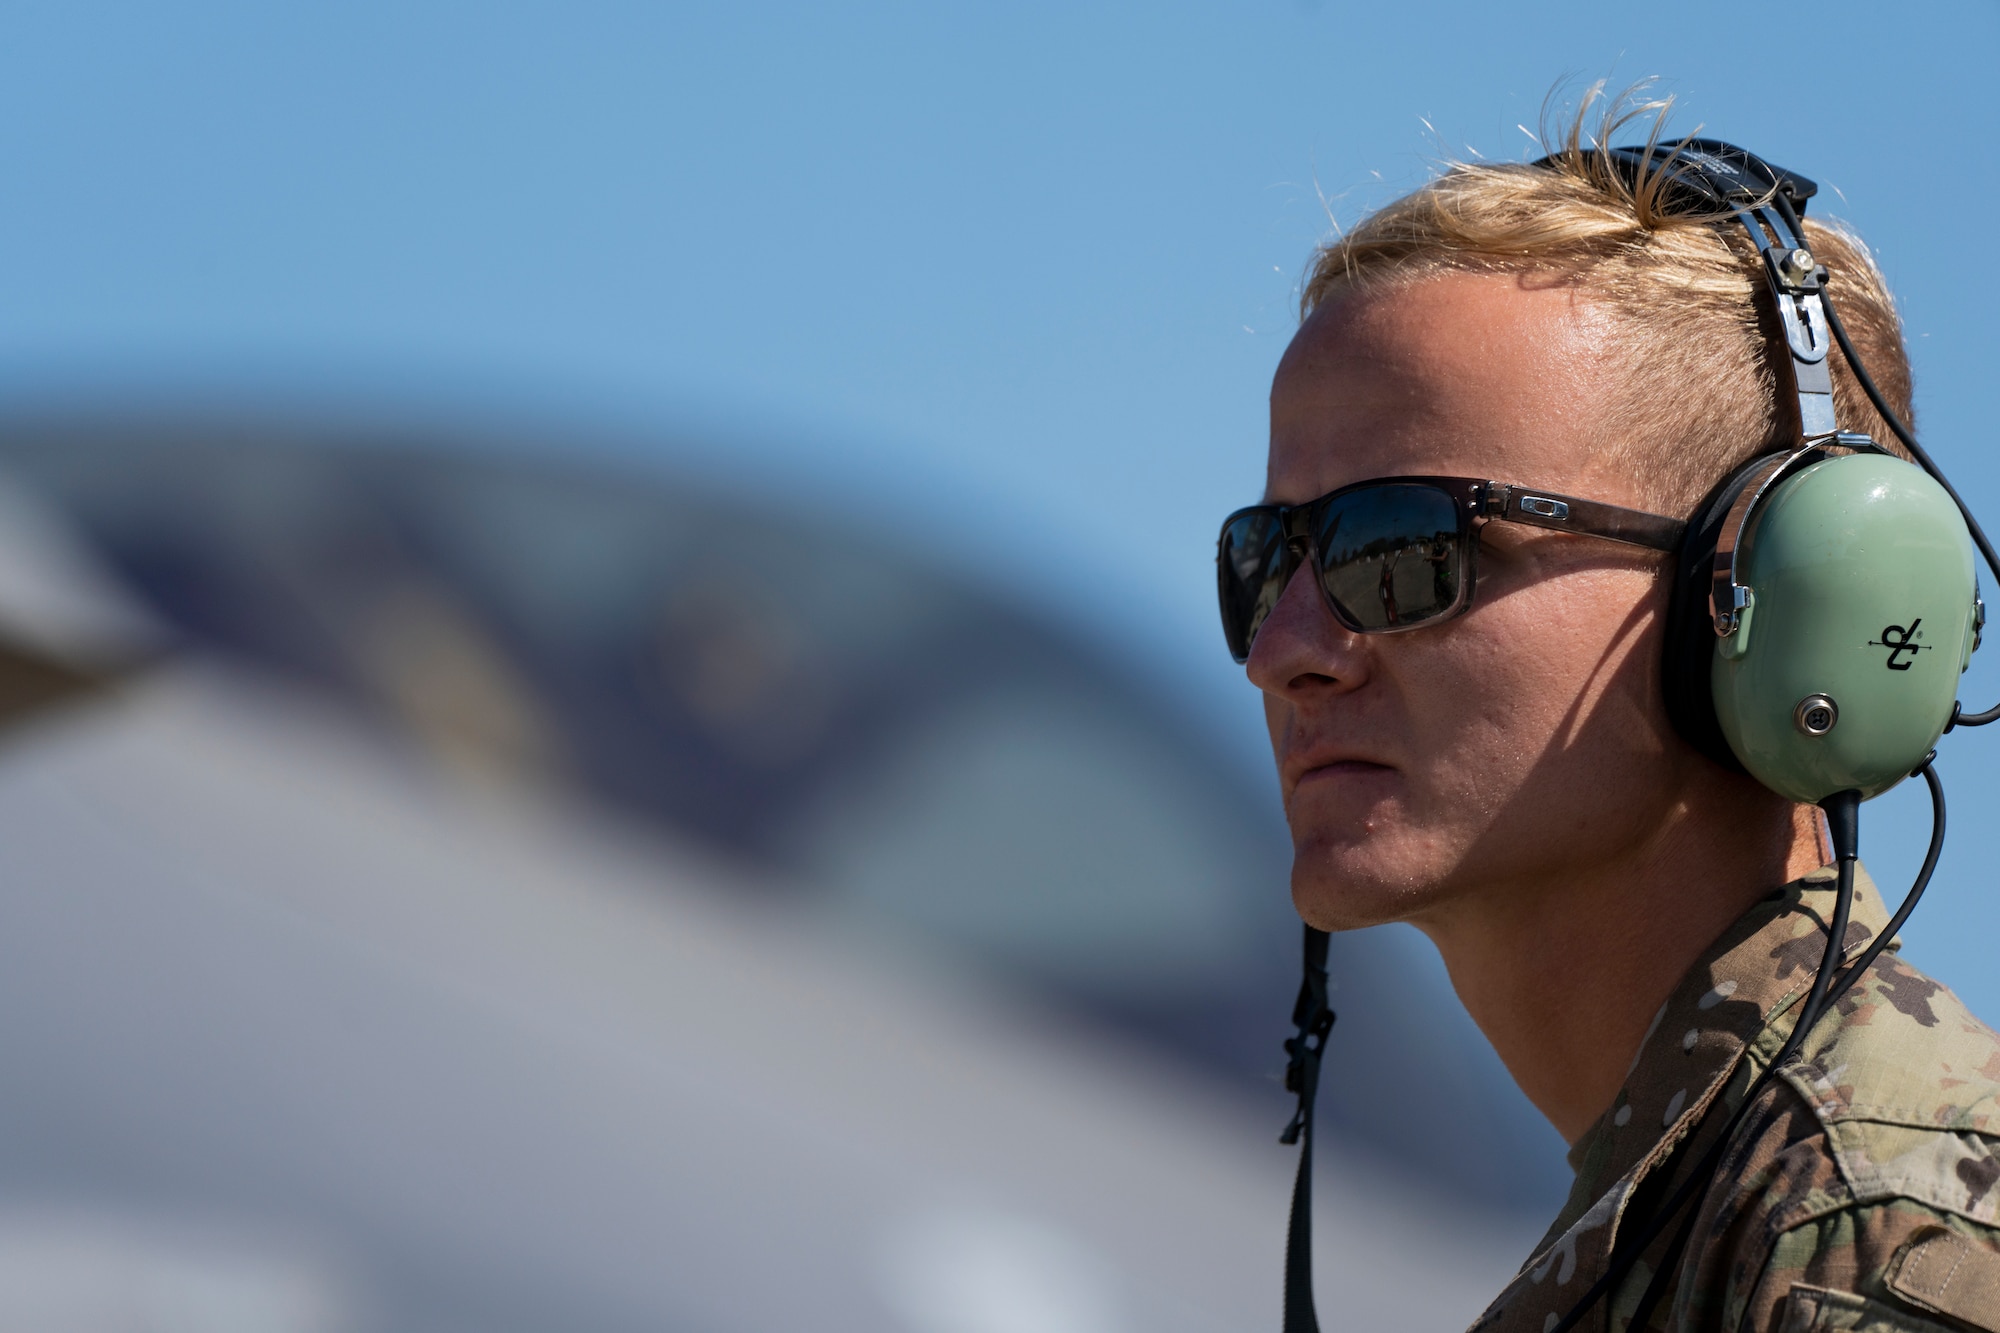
[1600,140,1837,446]
[1552,140,1836,449]
[1538,139,1847,636]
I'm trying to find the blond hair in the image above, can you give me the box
[1300,86,1913,514]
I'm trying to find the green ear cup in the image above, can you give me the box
[1711,453,1978,803]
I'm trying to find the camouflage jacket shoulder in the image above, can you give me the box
[1468,866,2000,1333]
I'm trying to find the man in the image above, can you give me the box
[1230,98,2000,1331]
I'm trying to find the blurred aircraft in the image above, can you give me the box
[0,406,1565,1330]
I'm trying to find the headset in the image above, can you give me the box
[1270,139,1997,1333]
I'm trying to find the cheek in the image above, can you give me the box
[1398,568,1672,808]
[1387,636,1536,819]
[1530,567,1673,744]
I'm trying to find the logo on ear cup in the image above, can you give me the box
[1868,620,1932,671]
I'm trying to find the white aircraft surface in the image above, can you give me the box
[0,413,1562,1329]
[0,666,1539,1331]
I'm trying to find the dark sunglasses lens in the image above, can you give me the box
[1218,509,1290,662]
[1314,485,1464,631]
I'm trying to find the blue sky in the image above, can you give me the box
[0,0,1995,1007]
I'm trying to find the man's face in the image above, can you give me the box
[1254,271,1707,933]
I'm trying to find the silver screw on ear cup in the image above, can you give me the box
[1794,694,1839,737]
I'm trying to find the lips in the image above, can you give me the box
[1284,749,1395,797]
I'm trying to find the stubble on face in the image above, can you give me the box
[1253,273,1692,935]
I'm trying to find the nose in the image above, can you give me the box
[1244,559,1370,699]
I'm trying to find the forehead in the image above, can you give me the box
[1267,271,1634,506]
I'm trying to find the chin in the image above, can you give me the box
[1287,834,1446,933]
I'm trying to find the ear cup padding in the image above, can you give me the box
[1661,451,1790,772]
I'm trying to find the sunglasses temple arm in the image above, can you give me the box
[1482,483,1686,552]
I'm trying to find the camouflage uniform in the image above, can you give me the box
[1469,865,2000,1332]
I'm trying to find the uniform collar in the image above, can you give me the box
[1517,863,1892,1293]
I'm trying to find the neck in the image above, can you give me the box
[1410,781,1825,1145]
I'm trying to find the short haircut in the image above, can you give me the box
[1298,87,1915,515]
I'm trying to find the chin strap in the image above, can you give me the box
[1280,925,1335,1333]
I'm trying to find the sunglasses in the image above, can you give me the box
[1217,476,1687,663]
